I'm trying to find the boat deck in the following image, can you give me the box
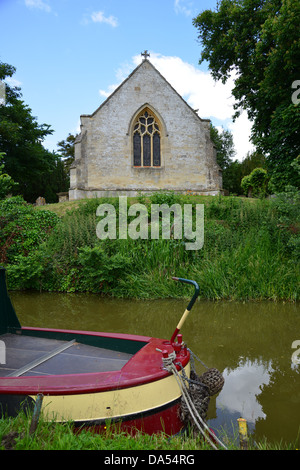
[0,334,133,377]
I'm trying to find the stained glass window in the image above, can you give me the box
[132,109,161,167]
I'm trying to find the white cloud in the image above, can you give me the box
[174,0,194,17]
[99,84,119,99]
[217,359,273,423]
[141,53,254,160]
[72,119,81,136]
[24,0,51,13]
[147,54,236,120]
[228,112,255,160]
[91,11,118,28]
[99,52,254,161]
[5,77,22,88]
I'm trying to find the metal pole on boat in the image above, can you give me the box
[29,393,44,435]
[170,277,200,343]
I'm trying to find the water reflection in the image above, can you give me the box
[207,358,275,442]
[218,358,274,424]
[9,291,300,445]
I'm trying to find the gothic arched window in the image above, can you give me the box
[133,109,161,167]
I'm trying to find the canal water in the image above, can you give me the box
[9,291,300,446]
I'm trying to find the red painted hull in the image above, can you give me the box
[74,399,183,436]
[0,326,190,435]
[0,267,197,436]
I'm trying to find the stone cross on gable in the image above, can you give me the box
[141,50,150,60]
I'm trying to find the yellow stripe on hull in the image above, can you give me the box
[33,363,190,423]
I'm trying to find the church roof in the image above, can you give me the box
[80,57,210,124]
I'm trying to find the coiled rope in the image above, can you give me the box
[162,354,228,450]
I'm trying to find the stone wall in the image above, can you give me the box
[69,60,222,200]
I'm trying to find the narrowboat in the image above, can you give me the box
[0,267,200,436]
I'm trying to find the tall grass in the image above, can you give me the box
[0,411,297,450]
[0,411,221,450]
[5,192,300,301]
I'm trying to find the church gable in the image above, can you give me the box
[69,56,222,200]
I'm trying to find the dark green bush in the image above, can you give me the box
[0,197,59,264]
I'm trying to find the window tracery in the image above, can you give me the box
[133,110,161,167]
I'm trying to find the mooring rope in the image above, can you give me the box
[188,348,209,370]
[162,356,228,450]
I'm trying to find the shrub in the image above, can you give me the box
[241,167,268,197]
[0,162,19,200]
[0,197,59,263]
[77,244,132,293]
[149,190,180,206]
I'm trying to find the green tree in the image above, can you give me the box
[222,159,243,194]
[241,167,269,197]
[240,151,267,179]
[193,0,300,191]
[0,61,66,202]
[210,125,236,170]
[0,161,18,199]
[57,133,77,177]
[210,124,241,193]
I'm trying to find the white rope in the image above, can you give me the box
[171,364,218,449]
[161,350,176,368]
[166,361,228,450]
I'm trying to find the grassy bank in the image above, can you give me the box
[0,412,218,451]
[0,411,297,450]
[1,189,299,301]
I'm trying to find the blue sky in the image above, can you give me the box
[1,0,254,160]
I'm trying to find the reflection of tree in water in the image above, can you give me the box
[254,358,300,445]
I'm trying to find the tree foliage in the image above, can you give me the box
[0,151,18,199]
[57,133,77,176]
[210,124,239,192]
[210,125,236,169]
[193,0,300,191]
[0,196,59,264]
[0,164,18,200]
[0,61,68,202]
[241,167,268,196]
[210,125,268,194]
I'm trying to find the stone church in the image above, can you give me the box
[69,53,222,200]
